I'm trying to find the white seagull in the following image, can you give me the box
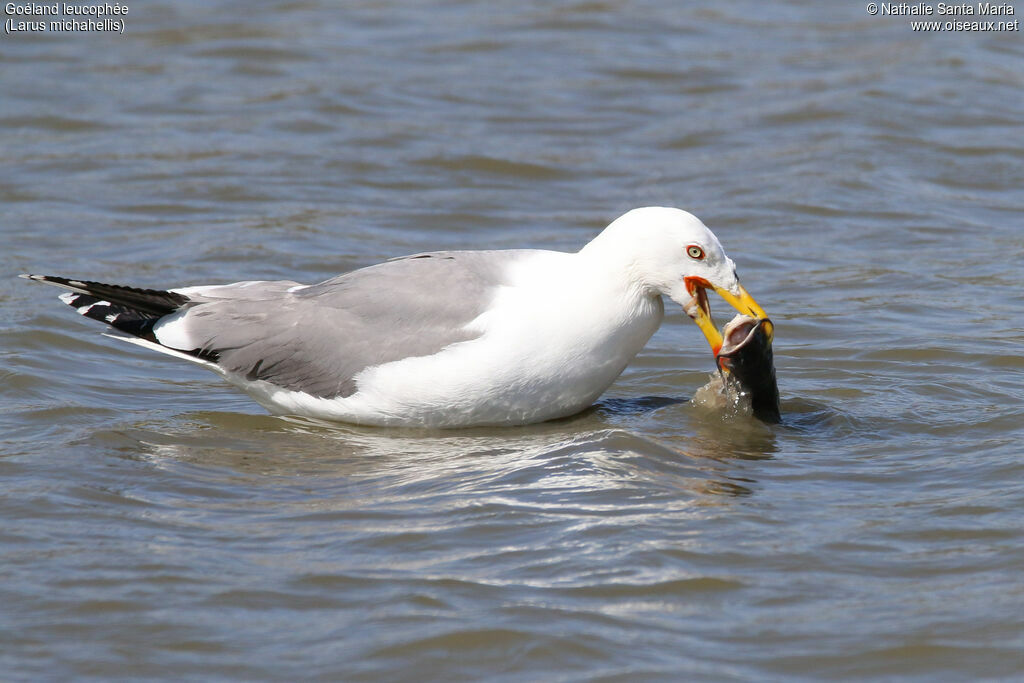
[22,207,770,427]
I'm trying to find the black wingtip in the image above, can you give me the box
[24,273,221,364]
[21,275,190,316]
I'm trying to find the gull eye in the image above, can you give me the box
[686,245,705,260]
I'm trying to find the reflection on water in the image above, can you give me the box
[111,408,767,506]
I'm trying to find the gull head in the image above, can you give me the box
[583,206,771,354]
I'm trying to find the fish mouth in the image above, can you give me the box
[682,276,771,355]
[716,315,773,362]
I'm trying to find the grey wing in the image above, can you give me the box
[175,250,525,398]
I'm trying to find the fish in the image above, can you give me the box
[713,314,781,423]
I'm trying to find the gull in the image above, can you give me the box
[22,207,770,427]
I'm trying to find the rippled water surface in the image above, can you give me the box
[3,2,1024,680]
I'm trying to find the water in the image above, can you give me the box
[3,1,1023,679]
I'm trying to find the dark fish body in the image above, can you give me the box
[715,315,780,423]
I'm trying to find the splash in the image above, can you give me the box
[691,371,754,420]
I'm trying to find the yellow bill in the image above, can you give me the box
[683,277,772,355]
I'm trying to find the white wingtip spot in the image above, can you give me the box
[63,298,112,316]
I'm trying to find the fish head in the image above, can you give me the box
[714,314,781,423]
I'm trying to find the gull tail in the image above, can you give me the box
[19,274,223,369]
